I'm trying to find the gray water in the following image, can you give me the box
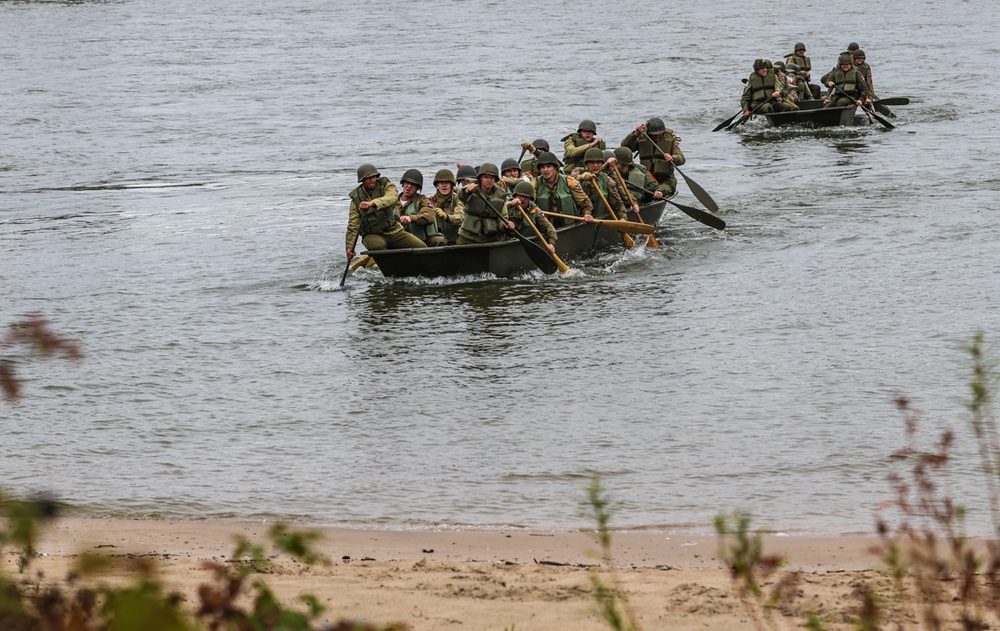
[4,0,1000,536]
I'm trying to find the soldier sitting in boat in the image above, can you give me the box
[740,59,797,120]
[531,151,593,228]
[519,138,550,178]
[852,50,876,104]
[498,157,528,193]
[345,163,427,262]
[562,119,606,175]
[505,180,557,253]
[456,163,478,187]
[455,163,514,245]
[394,169,445,247]
[620,116,685,196]
[785,63,811,103]
[577,147,628,220]
[823,53,868,108]
[429,168,464,245]
[609,146,669,206]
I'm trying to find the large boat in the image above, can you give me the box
[366,200,667,279]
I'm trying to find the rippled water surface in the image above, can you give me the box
[4,0,1000,535]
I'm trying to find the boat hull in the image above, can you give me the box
[762,99,861,127]
[367,200,667,279]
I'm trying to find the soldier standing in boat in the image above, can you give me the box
[455,163,514,245]
[429,168,464,245]
[394,169,445,247]
[823,53,868,108]
[562,119,606,175]
[610,146,668,206]
[532,151,593,228]
[620,116,685,196]
[345,163,427,261]
[578,147,627,220]
[505,180,557,253]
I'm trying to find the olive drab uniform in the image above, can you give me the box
[579,171,627,220]
[347,177,427,252]
[532,174,593,228]
[825,65,869,107]
[396,194,445,247]
[740,69,797,116]
[853,53,875,100]
[562,133,606,175]
[505,199,557,245]
[620,128,685,196]
[456,184,510,244]
[430,190,464,245]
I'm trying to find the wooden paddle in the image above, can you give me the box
[713,109,745,132]
[727,95,774,130]
[476,189,560,275]
[873,97,908,106]
[609,166,660,248]
[350,254,373,270]
[626,181,726,231]
[538,211,654,235]
[640,131,720,213]
[513,204,570,274]
[338,259,351,288]
[581,175,637,249]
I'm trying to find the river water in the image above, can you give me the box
[3,0,1000,536]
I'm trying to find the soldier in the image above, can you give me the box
[499,157,526,193]
[505,180,557,253]
[562,119,606,175]
[455,163,513,245]
[610,146,669,206]
[853,49,876,103]
[740,59,797,120]
[578,147,627,220]
[620,116,686,196]
[785,42,812,84]
[394,169,444,247]
[532,151,594,228]
[823,52,868,107]
[345,163,426,261]
[520,138,550,177]
[429,168,464,245]
[785,63,812,103]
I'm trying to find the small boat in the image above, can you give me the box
[367,200,668,279]
[762,99,860,128]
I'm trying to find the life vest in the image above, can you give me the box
[534,175,579,216]
[585,172,615,218]
[785,54,811,73]
[832,68,860,96]
[399,195,438,243]
[349,177,396,235]
[461,186,507,236]
[748,72,777,103]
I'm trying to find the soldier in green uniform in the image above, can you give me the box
[823,53,868,108]
[785,63,811,103]
[520,138,550,178]
[852,50,876,103]
[394,169,444,247]
[429,168,464,245]
[498,157,527,194]
[620,116,686,196]
[456,163,513,245]
[785,42,812,85]
[345,163,427,261]
[578,147,627,220]
[456,164,477,187]
[561,119,606,175]
[610,146,669,206]
[532,151,593,228]
[505,180,557,252]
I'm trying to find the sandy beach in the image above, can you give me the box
[5,517,931,630]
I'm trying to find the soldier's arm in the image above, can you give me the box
[740,82,753,111]
[620,132,639,151]
[449,197,465,225]
[647,173,669,197]
[346,200,361,251]
[566,177,594,215]
[563,138,590,163]
[410,197,436,225]
[670,136,685,166]
[371,181,398,209]
[536,210,558,244]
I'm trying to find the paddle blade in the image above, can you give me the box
[601,219,655,235]
[676,167,720,213]
[874,97,909,106]
[349,254,372,271]
[512,230,559,274]
[668,200,726,231]
[338,260,351,288]
[713,112,740,132]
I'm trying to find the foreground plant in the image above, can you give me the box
[586,477,642,631]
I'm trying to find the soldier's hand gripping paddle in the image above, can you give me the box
[475,189,560,275]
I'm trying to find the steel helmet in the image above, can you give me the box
[838,53,853,65]
[535,151,560,168]
[512,180,535,199]
[433,168,456,185]
[753,58,768,71]
[853,49,866,60]
[356,163,380,182]
[399,168,423,190]
[456,164,477,181]
[531,138,550,152]
[612,146,633,165]
[476,162,500,179]
[577,119,597,133]
[847,42,859,52]
[794,42,806,52]
[500,157,521,173]
[584,147,605,163]
[602,149,615,160]
[773,60,785,70]
[646,117,666,135]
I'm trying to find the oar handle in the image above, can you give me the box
[585,176,637,249]
[514,204,569,274]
